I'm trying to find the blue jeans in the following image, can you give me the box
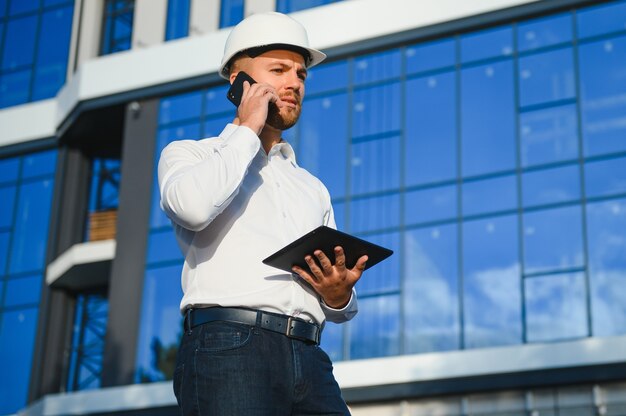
[173,320,351,415]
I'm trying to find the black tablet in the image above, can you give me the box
[262,226,393,275]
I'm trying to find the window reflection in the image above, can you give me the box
[353,49,401,85]
[406,39,455,74]
[587,198,626,336]
[405,225,460,353]
[349,294,400,359]
[351,135,400,195]
[405,184,457,226]
[522,165,580,208]
[356,232,400,295]
[352,82,401,138]
[463,215,521,348]
[462,175,517,217]
[517,13,572,52]
[525,272,587,342]
[350,193,400,233]
[460,26,513,63]
[585,156,626,198]
[576,0,626,39]
[518,47,575,108]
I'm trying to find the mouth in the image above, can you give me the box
[280,96,300,108]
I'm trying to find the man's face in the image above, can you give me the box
[234,50,307,131]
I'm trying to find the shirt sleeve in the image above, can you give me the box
[158,124,261,231]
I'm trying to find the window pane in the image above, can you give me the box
[155,122,201,161]
[319,322,343,362]
[165,0,189,41]
[298,93,348,199]
[579,35,626,157]
[0,185,16,228]
[576,0,626,39]
[136,264,183,382]
[405,224,459,353]
[159,91,203,125]
[306,61,348,95]
[9,0,38,16]
[404,184,457,226]
[4,274,42,307]
[32,6,73,100]
[22,149,56,178]
[405,71,456,185]
[523,205,584,274]
[522,165,580,207]
[349,294,400,359]
[585,156,626,198]
[519,104,579,167]
[355,232,400,295]
[332,200,345,231]
[204,85,232,116]
[518,47,575,108]
[463,215,521,348]
[587,198,626,336]
[2,14,38,70]
[349,194,400,233]
[219,0,243,28]
[0,157,20,183]
[517,12,572,52]
[460,26,513,63]
[352,82,401,138]
[0,231,10,274]
[0,308,38,415]
[406,38,455,75]
[0,69,32,108]
[203,115,231,139]
[353,49,401,86]
[461,61,515,176]
[276,0,341,13]
[525,272,587,342]
[9,179,54,274]
[462,175,517,217]
[0,0,6,17]
[146,229,182,265]
[351,135,400,195]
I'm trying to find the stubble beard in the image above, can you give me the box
[266,102,301,131]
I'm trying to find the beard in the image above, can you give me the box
[266,99,301,131]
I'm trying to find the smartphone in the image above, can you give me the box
[227,71,256,107]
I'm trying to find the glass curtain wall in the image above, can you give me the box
[0,0,74,109]
[0,150,56,415]
[219,0,243,28]
[165,0,190,41]
[276,0,343,13]
[100,0,134,55]
[136,0,626,378]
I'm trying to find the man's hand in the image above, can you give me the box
[292,246,367,309]
[237,81,281,135]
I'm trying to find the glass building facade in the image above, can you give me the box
[136,0,626,375]
[0,150,56,415]
[0,0,74,108]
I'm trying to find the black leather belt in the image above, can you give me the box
[185,307,321,345]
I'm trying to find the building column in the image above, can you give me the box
[244,0,275,17]
[132,0,168,48]
[67,0,106,78]
[101,99,158,387]
[189,0,220,35]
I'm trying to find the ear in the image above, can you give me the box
[229,71,239,85]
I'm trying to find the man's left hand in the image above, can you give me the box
[292,246,367,309]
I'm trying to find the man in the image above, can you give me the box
[158,12,366,415]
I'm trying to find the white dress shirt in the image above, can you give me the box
[158,123,358,325]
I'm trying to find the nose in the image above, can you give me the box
[284,68,302,94]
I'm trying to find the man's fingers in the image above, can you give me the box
[292,266,318,287]
[314,250,333,273]
[353,255,368,273]
[334,246,346,270]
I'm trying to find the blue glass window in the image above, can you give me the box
[219,0,243,28]
[9,0,38,15]
[276,0,342,14]
[0,232,10,273]
[332,201,345,230]
[405,71,457,186]
[32,6,73,100]
[517,13,572,52]
[0,308,38,415]
[461,60,516,176]
[463,215,521,348]
[352,82,401,138]
[298,93,348,199]
[165,0,189,41]
[404,184,457,226]
[320,322,343,361]
[101,0,134,55]
[406,39,455,75]
[462,175,517,217]
[523,205,584,274]
[353,49,401,86]
[0,157,20,183]
[0,185,16,228]
[2,14,37,70]
[579,35,626,157]
[587,198,626,336]
[306,60,348,95]
[22,149,56,178]
[350,193,400,233]
[585,156,626,198]
[4,274,42,307]
[204,84,233,116]
[135,264,184,382]
[159,91,203,125]
[351,135,400,195]
[519,104,579,167]
[518,47,575,108]
[146,229,183,265]
[355,232,400,296]
[9,179,54,274]
[522,165,580,207]
[349,294,400,359]
[0,69,31,107]
[525,272,588,342]
[404,224,460,353]
[460,26,513,63]
[576,0,626,39]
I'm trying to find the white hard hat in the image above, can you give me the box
[219,12,326,79]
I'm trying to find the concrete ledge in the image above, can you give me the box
[46,240,116,291]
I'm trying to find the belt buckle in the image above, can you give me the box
[286,316,319,344]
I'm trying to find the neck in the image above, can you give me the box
[258,124,283,154]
